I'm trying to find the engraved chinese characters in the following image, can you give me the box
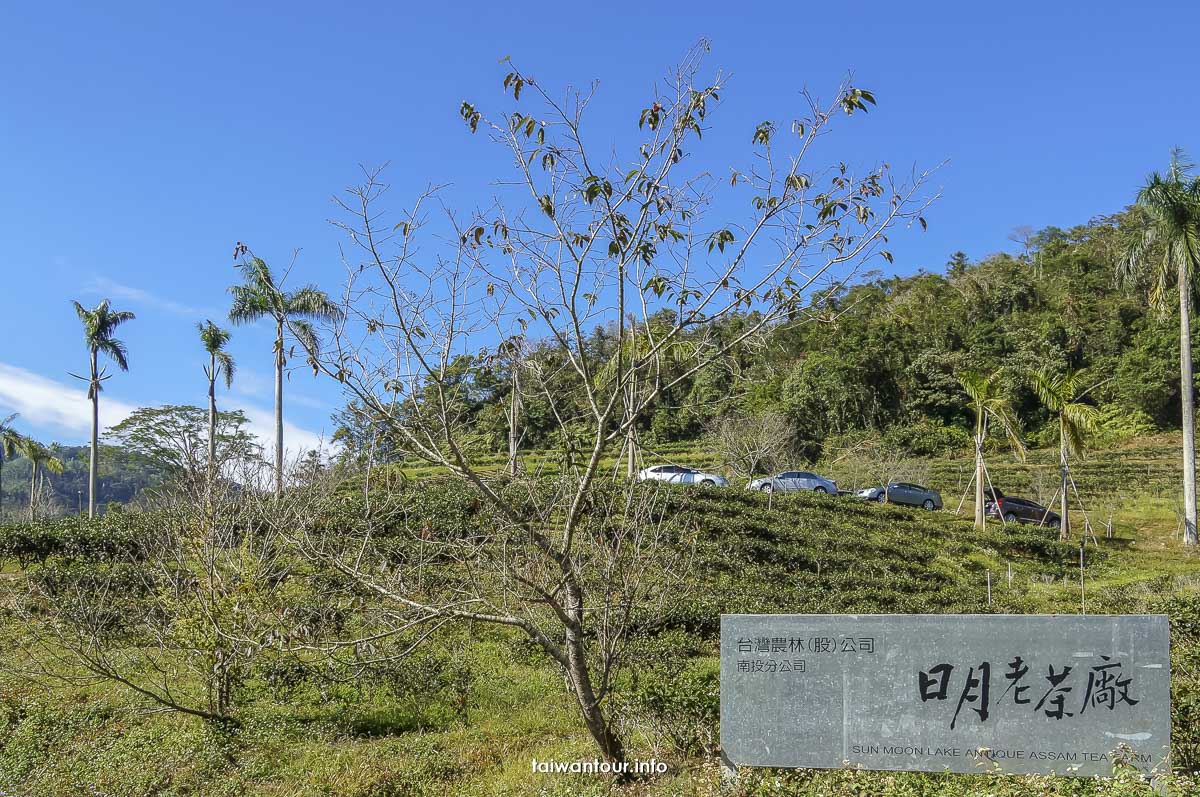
[721,614,1170,777]
[918,655,1139,730]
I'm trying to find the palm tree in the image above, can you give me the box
[11,435,65,521]
[199,321,236,485]
[1031,368,1102,541]
[958,371,1025,529]
[0,413,19,519]
[228,256,341,496]
[1118,148,1200,546]
[71,299,135,518]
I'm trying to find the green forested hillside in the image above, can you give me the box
[1,211,1190,520]
[0,445,166,519]
[340,210,1193,468]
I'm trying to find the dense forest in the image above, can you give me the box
[0,444,165,517]
[332,207,1192,465]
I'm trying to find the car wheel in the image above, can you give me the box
[1049,518,1061,529]
[814,486,827,494]
[1004,512,1018,524]
[760,483,773,493]
[700,479,715,488]
[876,493,887,504]
[923,499,935,511]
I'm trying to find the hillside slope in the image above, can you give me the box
[0,485,1196,795]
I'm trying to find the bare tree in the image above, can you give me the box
[304,44,937,762]
[712,412,791,478]
[285,476,690,764]
[1008,225,1036,260]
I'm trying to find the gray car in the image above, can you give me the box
[856,481,943,510]
[748,470,838,495]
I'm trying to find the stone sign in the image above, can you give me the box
[720,614,1170,777]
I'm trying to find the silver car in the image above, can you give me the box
[856,481,943,510]
[637,464,729,488]
[748,470,838,495]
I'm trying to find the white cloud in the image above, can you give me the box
[0,362,136,434]
[229,401,328,457]
[84,276,202,317]
[232,367,272,398]
[0,362,327,457]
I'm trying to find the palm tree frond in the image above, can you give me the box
[957,370,989,405]
[289,319,321,359]
[286,286,344,322]
[215,351,236,388]
[96,338,130,371]
[228,286,273,324]
[1030,368,1064,413]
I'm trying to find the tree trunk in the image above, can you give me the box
[208,357,218,482]
[1059,436,1070,542]
[626,427,635,479]
[562,593,626,766]
[89,348,99,519]
[208,354,218,507]
[1179,267,1198,546]
[974,432,985,529]
[29,461,37,522]
[624,380,637,479]
[507,363,520,476]
[274,320,284,498]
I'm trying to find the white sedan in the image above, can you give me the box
[637,464,729,488]
[748,470,838,494]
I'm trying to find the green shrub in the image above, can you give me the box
[1093,404,1159,447]
[1151,592,1200,773]
[882,417,972,458]
[619,631,718,756]
[0,513,166,568]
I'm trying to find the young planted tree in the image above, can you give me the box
[0,413,19,519]
[198,321,237,487]
[228,255,341,497]
[303,46,936,763]
[11,435,65,521]
[1030,368,1101,541]
[18,479,329,724]
[712,411,792,479]
[958,370,1025,529]
[70,299,135,518]
[1118,148,1200,546]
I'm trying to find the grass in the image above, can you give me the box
[1,436,1199,795]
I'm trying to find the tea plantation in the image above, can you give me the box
[0,478,1196,796]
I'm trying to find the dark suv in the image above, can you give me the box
[985,496,1061,529]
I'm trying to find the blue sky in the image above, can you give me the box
[1,1,1197,450]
